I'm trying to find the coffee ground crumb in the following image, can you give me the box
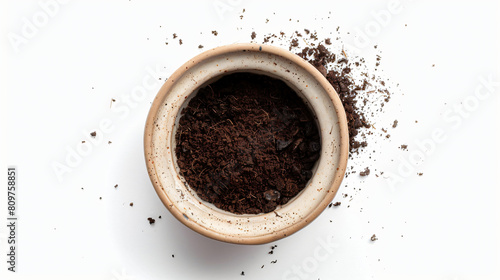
[198,45,204,49]
[400,145,408,150]
[90,131,96,137]
[392,120,398,128]
[251,31,256,39]
[360,167,370,176]
[371,234,378,241]
[147,217,155,224]
[212,30,218,36]
[333,202,341,206]
[129,202,133,207]
[268,245,278,254]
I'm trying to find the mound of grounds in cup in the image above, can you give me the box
[175,73,321,214]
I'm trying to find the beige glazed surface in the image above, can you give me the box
[144,43,349,244]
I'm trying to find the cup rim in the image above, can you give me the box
[144,43,349,244]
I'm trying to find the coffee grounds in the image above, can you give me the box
[175,73,321,214]
[296,44,370,154]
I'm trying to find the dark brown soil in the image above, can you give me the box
[175,73,321,214]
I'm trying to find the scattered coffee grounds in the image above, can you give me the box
[114,184,118,188]
[172,33,177,39]
[198,45,204,49]
[211,30,218,36]
[333,201,341,206]
[296,44,370,154]
[400,144,408,150]
[241,271,245,276]
[175,73,321,214]
[417,172,423,176]
[147,217,155,224]
[251,31,256,39]
[90,131,96,137]
[371,234,378,241]
[129,202,133,207]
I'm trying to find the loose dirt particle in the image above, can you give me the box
[360,167,370,176]
[147,217,155,224]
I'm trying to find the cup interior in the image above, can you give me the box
[144,44,348,244]
[171,69,322,215]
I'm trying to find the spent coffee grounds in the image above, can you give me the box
[175,73,321,214]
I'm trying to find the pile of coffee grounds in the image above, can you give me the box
[175,73,321,214]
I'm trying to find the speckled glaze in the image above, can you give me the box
[144,44,348,244]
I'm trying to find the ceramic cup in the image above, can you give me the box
[144,43,348,244]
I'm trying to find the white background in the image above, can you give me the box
[1,0,499,279]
